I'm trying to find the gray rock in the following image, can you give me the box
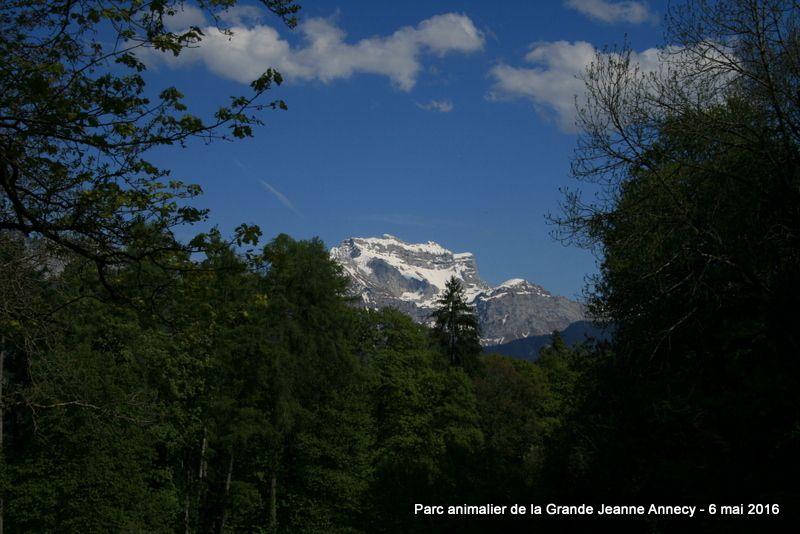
[330,235,586,345]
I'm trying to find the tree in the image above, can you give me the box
[0,233,55,534]
[4,272,185,533]
[358,308,483,534]
[1,4,299,528]
[554,0,800,519]
[472,355,548,500]
[260,234,372,534]
[561,0,799,323]
[0,0,299,292]
[177,236,275,534]
[430,277,481,370]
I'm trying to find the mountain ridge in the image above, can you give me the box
[330,235,587,345]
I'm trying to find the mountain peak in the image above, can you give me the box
[330,235,487,309]
[330,235,586,346]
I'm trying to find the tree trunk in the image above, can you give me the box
[192,428,208,532]
[217,450,234,534]
[269,473,277,533]
[183,459,191,534]
[199,430,208,480]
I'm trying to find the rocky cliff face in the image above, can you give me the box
[330,235,586,345]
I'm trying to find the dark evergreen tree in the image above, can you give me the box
[430,277,481,371]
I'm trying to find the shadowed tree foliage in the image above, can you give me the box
[553,0,800,529]
[1,250,200,533]
[472,354,548,500]
[260,234,373,534]
[358,308,483,534]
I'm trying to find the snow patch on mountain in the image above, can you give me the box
[330,235,586,345]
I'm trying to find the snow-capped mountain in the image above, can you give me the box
[330,235,587,345]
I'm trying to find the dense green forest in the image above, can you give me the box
[1,0,799,532]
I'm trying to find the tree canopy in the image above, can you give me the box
[551,0,800,524]
[0,0,298,288]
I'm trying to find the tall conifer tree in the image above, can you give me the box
[430,277,481,370]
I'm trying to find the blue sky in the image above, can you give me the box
[144,0,669,298]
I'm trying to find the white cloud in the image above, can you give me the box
[163,4,207,31]
[565,0,657,24]
[217,5,266,26]
[156,13,484,91]
[416,99,454,113]
[488,41,663,133]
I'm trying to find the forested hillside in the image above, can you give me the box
[1,230,593,533]
[2,0,798,532]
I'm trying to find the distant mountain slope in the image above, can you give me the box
[483,320,610,361]
[330,235,587,346]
